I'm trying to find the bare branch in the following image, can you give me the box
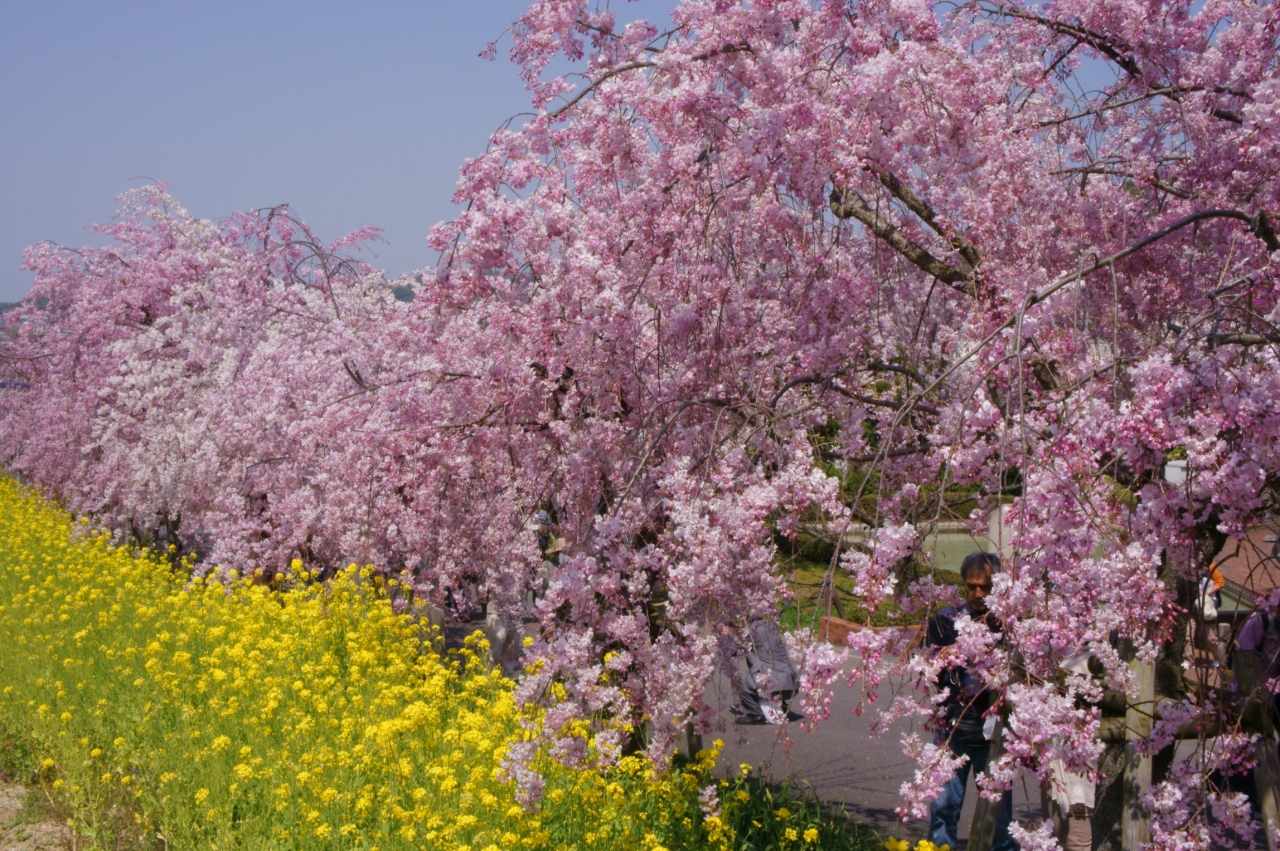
[1208,333,1280,346]
[830,381,941,417]
[343,359,375,391]
[867,360,930,388]
[771,370,940,415]
[825,442,934,464]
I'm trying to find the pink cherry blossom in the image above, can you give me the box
[5,0,1280,841]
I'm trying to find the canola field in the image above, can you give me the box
[0,479,864,850]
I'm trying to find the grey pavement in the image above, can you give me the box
[708,664,1041,848]
[448,617,1043,848]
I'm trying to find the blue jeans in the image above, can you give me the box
[929,734,1017,851]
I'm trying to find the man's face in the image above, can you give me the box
[964,565,994,614]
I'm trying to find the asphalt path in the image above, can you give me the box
[445,618,1041,847]
[708,661,1042,848]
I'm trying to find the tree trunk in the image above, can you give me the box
[1092,740,1127,851]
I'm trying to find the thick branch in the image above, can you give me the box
[874,170,982,273]
[867,360,930,388]
[769,372,938,415]
[343,359,374,391]
[1208,333,1280,347]
[831,442,933,464]
[1252,210,1280,251]
[829,187,975,294]
[830,381,940,416]
[996,5,1141,78]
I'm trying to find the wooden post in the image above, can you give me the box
[1122,657,1154,850]
[425,604,446,655]
[685,722,704,762]
[968,722,1004,851]
[823,579,847,620]
[1254,720,1279,851]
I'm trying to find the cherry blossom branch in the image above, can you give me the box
[547,61,657,119]
[1036,86,1249,128]
[828,186,975,293]
[872,170,982,274]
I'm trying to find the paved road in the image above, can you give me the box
[709,665,1041,848]
[447,619,1041,847]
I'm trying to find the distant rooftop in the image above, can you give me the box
[1214,525,1280,613]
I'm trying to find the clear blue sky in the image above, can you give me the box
[0,1,678,302]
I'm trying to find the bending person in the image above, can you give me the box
[730,618,802,725]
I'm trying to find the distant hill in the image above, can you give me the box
[0,302,21,315]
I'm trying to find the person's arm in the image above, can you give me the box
[1231,613,1264,696]
[1237,613,1264,652]
[926,609,957,650]
[926,611,966,679]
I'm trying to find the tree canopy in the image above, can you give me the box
[4,1,1279,846]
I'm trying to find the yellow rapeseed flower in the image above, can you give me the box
[0,479,799,851]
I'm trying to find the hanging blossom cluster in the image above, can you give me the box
[4,0,1280,845]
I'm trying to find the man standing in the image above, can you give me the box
[927,551,1017,851]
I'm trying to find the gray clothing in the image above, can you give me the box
[735,619,799,723]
